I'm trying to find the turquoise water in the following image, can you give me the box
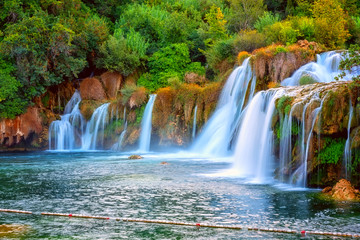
[0,152,359,239]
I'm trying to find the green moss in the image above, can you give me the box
[41,93,50,108]
[135,105,146,124]
[317,137,345,164]
[299,74,317,85]
[276,96,293,115]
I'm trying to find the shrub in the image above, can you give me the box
[96,35,141,76]
[263,21,299,45]
[232,30,267,53]
[254,11,281,32]
[289,16,315,41]
[299,74,317,85]
[317,137,345,164]
[237,51,251,65]
[204,38,235,70]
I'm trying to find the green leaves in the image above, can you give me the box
[317,138,346,164]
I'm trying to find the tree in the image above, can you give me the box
[312,0,350,49]
[226,0,266,33]
[337,44,360,82]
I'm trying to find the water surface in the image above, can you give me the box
[0,152,359,239]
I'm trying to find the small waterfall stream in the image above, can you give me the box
[81,103,110,150]
[344,99,353,179]
[112,108,128,151]
[192,105,198,140]
[49,90,85,150]
[138,94,157,152]
[191,58,256,156]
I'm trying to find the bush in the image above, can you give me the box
[254,11,281,32]
[96,35,141,76]
[236,51,251,65]
[317,137,346,164]
[299,74,317,85]
[289,16,315,41]
[263,21,299,45]
[232,30,267,53]
[204,38,235,70]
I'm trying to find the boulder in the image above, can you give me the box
[100,72,123,99]
[79,77,106,101]
[128,155,143,159]
[323,179,360,201]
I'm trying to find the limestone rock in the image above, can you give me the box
[100,72,123,99]
[323,179,360,201]
[128,155,143,159]
[0,107,42,146]
[79,77,106,100]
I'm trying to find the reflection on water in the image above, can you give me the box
[0,152,359,239]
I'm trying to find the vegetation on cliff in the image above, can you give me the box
[0,0,359,119]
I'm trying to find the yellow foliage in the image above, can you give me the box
[237,51,250,65]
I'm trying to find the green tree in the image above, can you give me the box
[226,0,266,32]
[0,57,27,119]
[337,44,360,82]
[312,0,350,48]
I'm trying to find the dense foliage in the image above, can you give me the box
[0,0,359,119]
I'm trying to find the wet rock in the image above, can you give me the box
[79,77,106,101]
[323,179,360,201]
[128,155,143,159]
[160,161,169,165]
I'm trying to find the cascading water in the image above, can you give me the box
[192,105,198,139]
[49,90,85,150]
[344,99,353,179]
[282,51,354,86]
[81,103,110,150]
[138,94,157,152]
[191,58,256,156]
[112,108,128,151]
[230,90,282,183]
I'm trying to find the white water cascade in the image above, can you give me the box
[282,51,353,86]
[138,94,157,152]
[191,58,256,156]
[344,99,353,179]
[229,90,282,183]
[192,105,198,140]
[81,103,110,150]
[112,108,128,151]
[49,90,85,150]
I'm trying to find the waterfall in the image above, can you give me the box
[112,108,128,151]
[281,51,353,86]
[231,90,282,183]
[192,106,198,139]
[191,58,256,156]
[344,99,353,179]
[49,90,85,150]
[81,103,110,150]
[138,94,157,152]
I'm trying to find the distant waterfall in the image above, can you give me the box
[191,58,256,156]
[192,106,198,139]
[138,94,157,152]
[81,103,110,150]
[282,51,353,86]
[344,99,353,179]
[49,90,85,150]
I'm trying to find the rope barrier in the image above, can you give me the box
[1,208,359,238]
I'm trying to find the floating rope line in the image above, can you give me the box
[1,208,359,238]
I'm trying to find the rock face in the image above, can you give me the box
[0,107,42,147]
[253,42,317,90]
[100,72,123,99]
[322,179,360,201]
[79,77,106,100]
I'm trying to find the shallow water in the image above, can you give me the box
[0,152,359,239]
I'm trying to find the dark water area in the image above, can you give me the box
[0,152,359,239]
